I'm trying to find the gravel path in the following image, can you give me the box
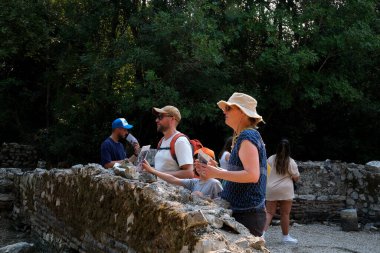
[2,212,379,253]
[264,223,380,253]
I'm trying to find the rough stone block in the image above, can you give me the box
[0,193,15,210]
[0,178,13,193]
[113,166,138,180]
[138,171,157,183]
[0,242,35,253]
[186,210,208,228]
[340,209,359,231]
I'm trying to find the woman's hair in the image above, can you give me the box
[275,139,291,175]
[218,137,233,160]
[249,117,259,129]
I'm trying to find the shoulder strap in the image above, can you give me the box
[157,137,165,149]
[157,133,193,165]
[170,133,186,164]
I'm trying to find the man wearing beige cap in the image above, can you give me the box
[150,105,194,178]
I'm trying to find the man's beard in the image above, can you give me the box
[157,124,168,133]
[117,133,125,141]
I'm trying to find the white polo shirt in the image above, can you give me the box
[155,131,193,172]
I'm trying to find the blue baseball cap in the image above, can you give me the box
[112,118,133,130]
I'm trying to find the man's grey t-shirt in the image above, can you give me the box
[180,178,223,199]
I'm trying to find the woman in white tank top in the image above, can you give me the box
[218,137,232,169]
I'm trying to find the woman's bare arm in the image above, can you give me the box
[196,140,260,183]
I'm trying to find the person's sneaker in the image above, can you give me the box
[282,235,298,244]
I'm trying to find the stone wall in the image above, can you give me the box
[0,143,37,168]
[345,164,380,221]
[0,168,21,212]
[8,164,266,253]
[1,160,379,252]
[292,160,380,223]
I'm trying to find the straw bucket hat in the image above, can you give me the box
[217,92,264,123]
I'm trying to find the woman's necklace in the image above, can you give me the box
[231,127,255,150]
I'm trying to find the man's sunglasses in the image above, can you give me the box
[156,114,173,120]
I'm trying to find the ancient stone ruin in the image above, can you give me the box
[1,165,267,253]
[1,159,379,252]
[0,143,38,169]
[292,160,380,223]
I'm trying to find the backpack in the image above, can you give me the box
[157,133,202,165]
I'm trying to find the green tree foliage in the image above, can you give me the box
[0,0,379,165]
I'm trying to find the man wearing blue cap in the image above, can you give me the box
[101,118,134,168]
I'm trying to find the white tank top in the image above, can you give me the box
[219,151,230,169]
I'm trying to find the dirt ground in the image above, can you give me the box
[1,212,379,253]
[264,223,380,253]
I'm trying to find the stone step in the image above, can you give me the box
[0,242,35,253]
[0,178,14,193]
[0,193,15,210]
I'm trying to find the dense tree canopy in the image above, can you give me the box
[1,0,379,165]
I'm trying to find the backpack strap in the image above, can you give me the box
[190,139,203,152]
[157,132,193,165]
[170,133,187,164]
[157,136,176,151]
[157,137,165,149]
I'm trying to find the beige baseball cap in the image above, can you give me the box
[217,92,264,123]
[152,105,181,122]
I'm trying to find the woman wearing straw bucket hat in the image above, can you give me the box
[195,92,267,237]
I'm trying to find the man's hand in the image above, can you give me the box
[133,142,140,155]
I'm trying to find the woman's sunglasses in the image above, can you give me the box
[224,105,240,112]
[224,105,233,112]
